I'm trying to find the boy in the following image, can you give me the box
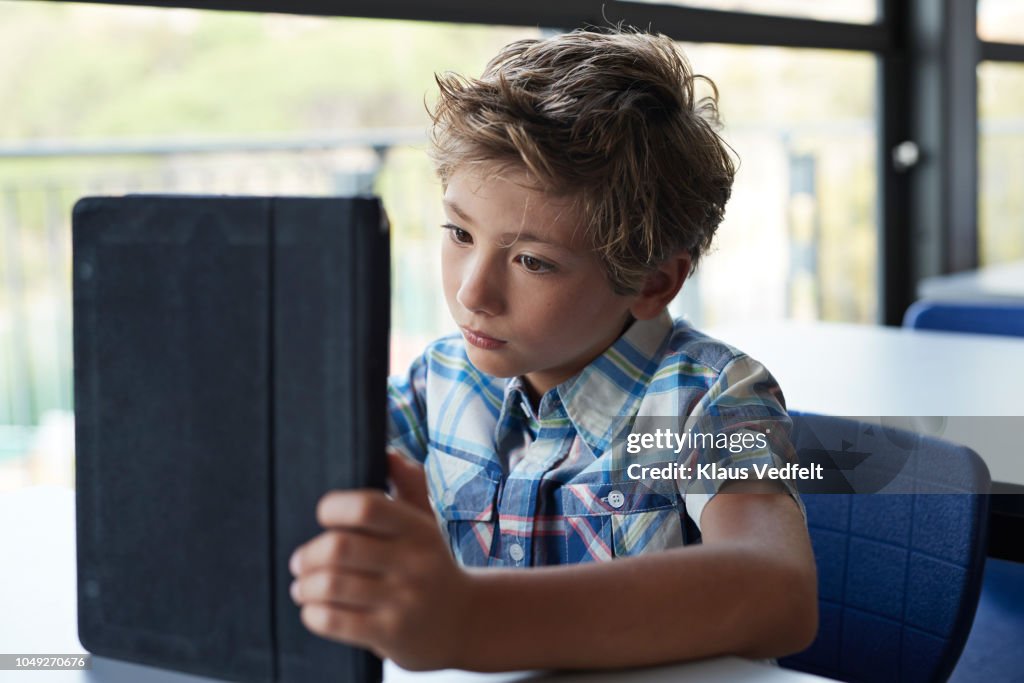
[288,28,818,672]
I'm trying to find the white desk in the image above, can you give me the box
[917,260,1024,302]
[0,488,831,683]
[708,321,1024,485]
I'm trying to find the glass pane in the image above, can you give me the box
[0,0,539,489]
[625,0,877,24]
[978,61,1024,265]
[978,0,1024,43]
[670,44,878,327]
[1,2,880,490]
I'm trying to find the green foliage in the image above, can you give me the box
[0,3,537,429]
[0,3,533,138]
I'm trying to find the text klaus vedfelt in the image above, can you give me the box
[624,429,823,482]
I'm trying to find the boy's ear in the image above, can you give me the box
[629,252,692,320]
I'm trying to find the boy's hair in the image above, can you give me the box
[429,28,736,294]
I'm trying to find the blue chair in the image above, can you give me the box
[779,414,991,683]
[949,557,1024,682]
[903,300,1024,338]
[903,299,1024,681]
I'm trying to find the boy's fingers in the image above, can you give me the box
[315,489,419,536]
[291,568,390,609]
[300,603,380,650]
[291,530,393,576]
[386,450,432,515]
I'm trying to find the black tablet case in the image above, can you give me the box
[73,196,389,683]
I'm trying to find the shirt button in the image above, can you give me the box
[607,490,625,509]
[508,542,525,562]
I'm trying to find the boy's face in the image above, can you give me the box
[441,165,638,401]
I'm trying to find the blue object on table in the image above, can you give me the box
[779,414,991,683]
[903,300,1024,338]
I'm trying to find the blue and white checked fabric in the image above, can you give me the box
[387,310,799,568]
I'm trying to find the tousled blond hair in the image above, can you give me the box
[429,28,736,294]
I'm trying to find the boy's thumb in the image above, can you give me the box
[386,449,432,515]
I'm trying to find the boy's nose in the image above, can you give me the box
[456,257,504,316]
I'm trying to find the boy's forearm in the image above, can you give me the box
[456,541,814,672]
[449,489,818,673]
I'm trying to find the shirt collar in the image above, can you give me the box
[497,310,674,457]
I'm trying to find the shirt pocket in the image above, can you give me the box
[560,481,682,563]
[426,445,501,568]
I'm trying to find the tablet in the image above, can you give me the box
[73,195,389,683]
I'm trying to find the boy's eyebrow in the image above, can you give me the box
[443,200,474,225]
[498,231,571,252]
[444,200,573,252]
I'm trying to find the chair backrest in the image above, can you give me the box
[779,414,990,683]
[903,300,1024,338]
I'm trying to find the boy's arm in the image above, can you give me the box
[460,480,817,671]
[289,464,818,672]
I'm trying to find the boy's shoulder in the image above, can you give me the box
[631,316,784,411]
[656,317,752,377]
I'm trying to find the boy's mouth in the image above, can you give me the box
[461,327,507,350]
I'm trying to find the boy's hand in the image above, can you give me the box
[385,450,433,515]
[288,451,474,671]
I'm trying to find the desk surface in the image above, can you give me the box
[917,259,1024,301]
[708,321,1024,484]
[0,488,830,683]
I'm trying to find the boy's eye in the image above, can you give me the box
[443,224,472,245]
[517,255,554,273]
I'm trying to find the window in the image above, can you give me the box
[0,0,952,489]
[977,0,1024,44]
[977,0,1024,267]
[978,62,1024,266]
[0,1,540,489]
[672,44,877,325]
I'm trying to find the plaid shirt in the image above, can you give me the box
[387,310,798,568]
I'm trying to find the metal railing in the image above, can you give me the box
[4,118,1020,456]
[0,129,427,434]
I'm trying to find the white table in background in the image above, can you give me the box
[0,487,832,683]
[708,321,1024,486]
[917,260,1024,302]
